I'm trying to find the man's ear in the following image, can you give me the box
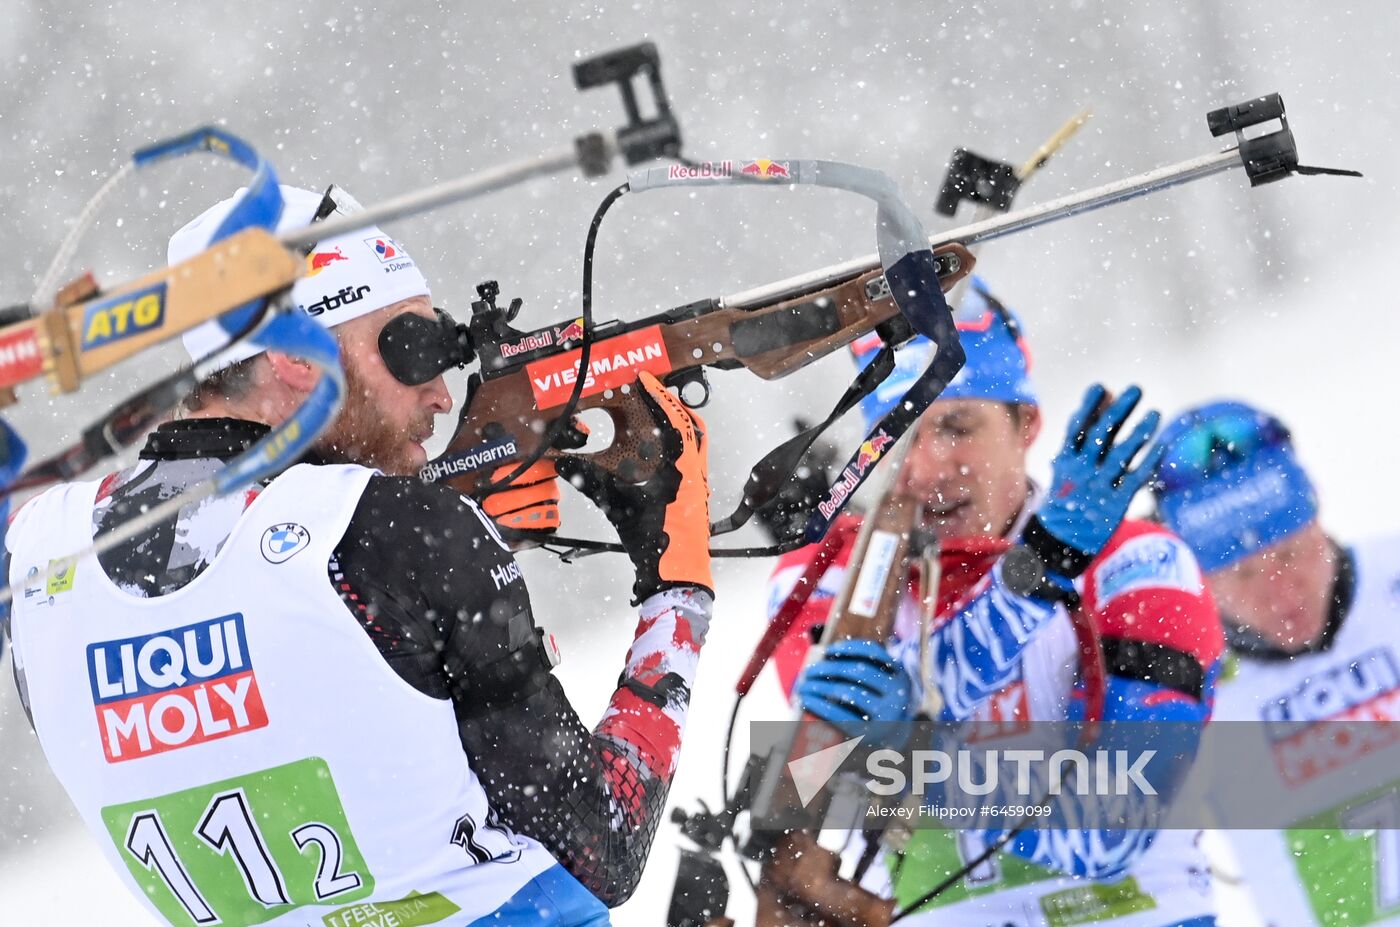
[264,351,318,393]
[1018,404,1042,450]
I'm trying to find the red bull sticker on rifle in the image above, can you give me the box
[555,318,586,344]
[87,613,268,763]
[667,160,733,180]
[818,431,895,520]
[855,432,895,471]
[498,318,586,360]
[525,325,672,409]
[740,159,791,179]
[81,282,167,349]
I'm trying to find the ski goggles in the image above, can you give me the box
[1153,401,1293,493]
[1153,400,1318,571]
[378,307,473,386]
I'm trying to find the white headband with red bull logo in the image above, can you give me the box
[168,184,431,373]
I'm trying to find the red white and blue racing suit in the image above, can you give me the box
[766,499,1225,927]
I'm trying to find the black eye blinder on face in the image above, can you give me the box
[378,309,474,386]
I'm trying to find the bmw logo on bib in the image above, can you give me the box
[261,523,311,564]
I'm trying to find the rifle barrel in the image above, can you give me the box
[722,147,1240,311]
[280,142,605,248]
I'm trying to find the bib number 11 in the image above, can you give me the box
[103,758,374,927]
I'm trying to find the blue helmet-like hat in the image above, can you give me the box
[1152,400,1318,573]
[850,276,1037,432]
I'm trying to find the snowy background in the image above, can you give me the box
[1,0,1396,922]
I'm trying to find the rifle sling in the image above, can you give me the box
[708,344,896,537]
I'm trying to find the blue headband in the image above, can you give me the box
[1153,400,1318,572]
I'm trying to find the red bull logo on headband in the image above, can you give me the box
[305,247,350,277]
[741,159,791,179]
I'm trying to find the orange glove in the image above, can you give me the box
[480,459,562,535]
[557,371,712,603]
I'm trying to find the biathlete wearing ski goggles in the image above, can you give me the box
[1152,400,1318,572]
[1153,403,1293,492]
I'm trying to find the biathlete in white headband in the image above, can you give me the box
[3,184,716,927]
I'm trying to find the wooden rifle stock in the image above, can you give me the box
[748,471,926,927]
[431,244,974,498]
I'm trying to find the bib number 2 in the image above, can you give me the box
[102,757,373,926]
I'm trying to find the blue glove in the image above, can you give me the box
[796,638,914,742]
[1024,384,1164,579]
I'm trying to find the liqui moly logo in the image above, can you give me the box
[667,160,733,180]
[87,614,268,763]
[1263,649,1400,785]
